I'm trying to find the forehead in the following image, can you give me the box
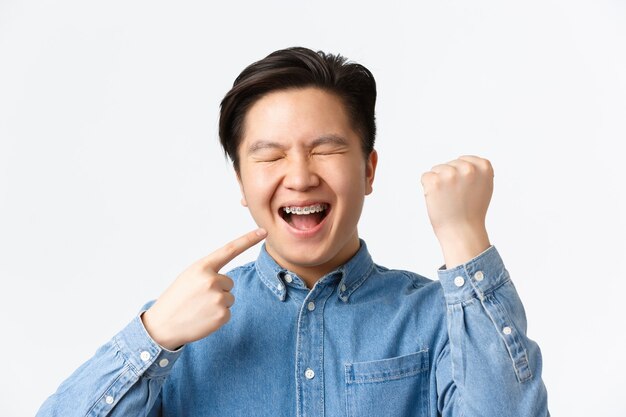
[240,87,357,148]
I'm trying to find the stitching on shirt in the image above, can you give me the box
[347,364,429,384]
[113,336,139,376]
[481,292,533,383]
[251,261,285,299]
[294,289,307,417]
[344,379,352,417]
[460,298,477,308]
[478,277,510,298]
[344,262,375,299]
[493,292,533,383]
[396,270,430,290]
[232,262,254,277]
[474,269,511,299]
[446,269,511,306]
[317,288,334,414]
[345,349,429,384]
[85,363,134,417]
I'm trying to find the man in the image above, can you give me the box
[37,47,549,416]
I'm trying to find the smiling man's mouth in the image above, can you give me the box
[280,203,329,230]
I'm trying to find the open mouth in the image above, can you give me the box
[279,203,330,231]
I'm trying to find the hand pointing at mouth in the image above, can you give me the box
[141,228,267,351]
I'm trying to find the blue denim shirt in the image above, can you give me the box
[37,240,549,416]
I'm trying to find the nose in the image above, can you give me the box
[282,157,320,191]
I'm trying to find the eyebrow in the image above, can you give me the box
[246,134,349,155]
[246,140,284,155]
[310,134,349,148]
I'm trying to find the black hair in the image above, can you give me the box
[219,47,377,171]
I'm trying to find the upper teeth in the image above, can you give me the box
[283,204,327,215]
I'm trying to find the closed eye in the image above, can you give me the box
[256,157,283,163]
[312,151,343,156]
[252,151,285,163]
[311,145,348,156]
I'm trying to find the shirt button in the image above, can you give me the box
[105,395,114,405]
[284,274,293,283]
[307,301,316,311]
[503,326,512,335]
[340,284,346,292]
[159,358,169,368]
[140,351,151,362]
[277,283,284,291]
[454,276,465,287]
[305,368,315,379]
[474,271,484,281]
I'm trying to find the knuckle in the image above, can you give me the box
[216,291,229,305]
[440,168,456,180]
[460,163,476,176]
[481,159,494,174]
[425,174,441,189]
[224,276,234,288]
[215,307,231,323]
[205,274,220,290]
[224,293,235,307]
[217,275,234,292]
[213,291,224,302]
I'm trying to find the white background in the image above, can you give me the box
[1,1,625,416]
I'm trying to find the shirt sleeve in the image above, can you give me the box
[36,304,183,417]
[435,246,549,417]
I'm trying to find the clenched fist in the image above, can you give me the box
[420,155,494,269]
[141,228,267,350]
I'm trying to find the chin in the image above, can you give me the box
[269,238,332,265]
[265,228,359,274]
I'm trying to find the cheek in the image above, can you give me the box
[329,163,367,196]
[242,171,277,209]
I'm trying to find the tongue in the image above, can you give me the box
[290,213,323,230]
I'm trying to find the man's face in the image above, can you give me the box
[236,87,377,283]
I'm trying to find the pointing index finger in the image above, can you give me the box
[203,228,267,272]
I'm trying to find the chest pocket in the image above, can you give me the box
[344,349,430,417]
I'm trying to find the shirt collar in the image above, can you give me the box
[254,239,375,303]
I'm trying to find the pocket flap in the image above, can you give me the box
[345,349,429,384]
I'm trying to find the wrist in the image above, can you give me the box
[141,310,182,351]
[435,224,490,269]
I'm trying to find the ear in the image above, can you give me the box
[365,149,378,195]
[236,171,248,207]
